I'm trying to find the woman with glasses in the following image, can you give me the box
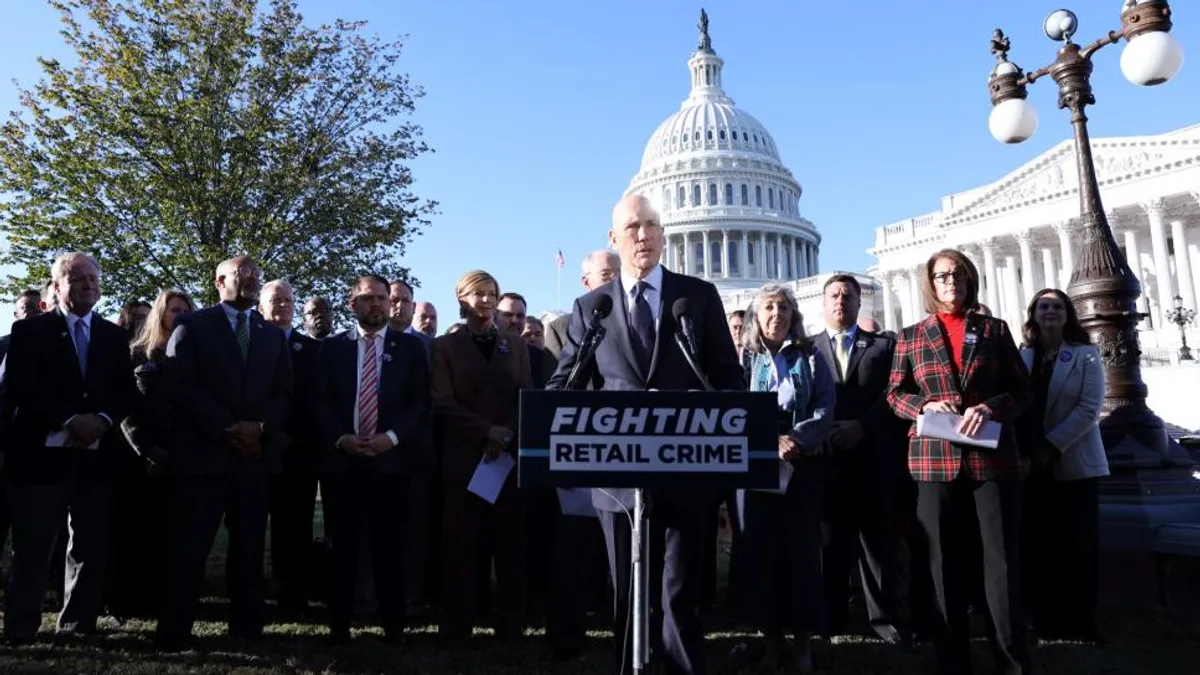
[886,249,1033,675]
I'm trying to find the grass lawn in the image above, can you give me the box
[1,519,1198,673]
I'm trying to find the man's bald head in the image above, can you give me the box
[608,194,664,279]
[215,255,262,307]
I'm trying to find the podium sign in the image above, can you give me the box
[517,389,780,489]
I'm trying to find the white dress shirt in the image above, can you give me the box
[219,301,251,333]
[352,325,398,447]
[824,324,859,358]
[619,263,664,325]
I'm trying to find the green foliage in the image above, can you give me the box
[0,0,435,309]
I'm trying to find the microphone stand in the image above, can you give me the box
[564,323,606,391]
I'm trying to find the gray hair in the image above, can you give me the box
[740,282,807,354]
[581,249,619,275]
[260,278,294,299]
[51,252,100,282]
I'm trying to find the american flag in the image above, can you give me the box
[555,249,565,269]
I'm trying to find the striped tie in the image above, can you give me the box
[235,311,250,361]
[357,335,379,437]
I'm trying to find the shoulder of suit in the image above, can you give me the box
[549,313,570,330]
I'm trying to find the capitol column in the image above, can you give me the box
[1123,228,1152,328]
[775,235,784,279]
[1053,221,1074,287]
[1041,246,1056,293]
[1015,231,1036,307]
[701,231,711,278]
[895,273,914,327]
[680,233,689,275]
[909,265,924,321]
[757,234,766,279]
[1144,198,1174,319]
[794,239,803,278]
[721,229,730,279]
[1003,255,1023,328]
[739,231,749,279]
[881,272,896,331]
[980,238,1000,312]
[1170,219,1196,311]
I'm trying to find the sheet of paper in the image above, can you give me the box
[916,411,1001,449]
[556,487,597,518]
[467,451,515,505]
[45,430,99,450]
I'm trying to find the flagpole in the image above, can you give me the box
[556,265,562,310]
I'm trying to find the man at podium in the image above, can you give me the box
[547,194,743,675]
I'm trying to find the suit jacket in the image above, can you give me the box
[165,304,294,476]
[1019,344,1109,481]
[405,326,434,359]
[2,310,136,484]
[813,328,906,480]
[546,267,744,511]
[281,331,320,470]
[528,343,556,390]
[544,313,570,361]
[313,327,430,475]
[431,329,530,485]
[886,312,1031,483]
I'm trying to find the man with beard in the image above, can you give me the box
[313,274,429,645]
[303,297,334,340]
[155,256,293,649]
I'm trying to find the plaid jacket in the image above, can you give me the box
[886,312,1032,482]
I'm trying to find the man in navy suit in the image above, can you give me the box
[2,253,135,645]
[548,195,743,675]
[314,274,429,644]
[155,256,293,649]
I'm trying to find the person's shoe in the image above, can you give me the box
[873,623,910,647]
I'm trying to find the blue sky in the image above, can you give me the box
[1,0,1198,334]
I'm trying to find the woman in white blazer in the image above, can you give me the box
[1019,288,1109,644]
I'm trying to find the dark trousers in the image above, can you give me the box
[4,474,113,641]
[917,478,1030,675]
[1022,475,1099,639]
[599,499,707,675]
[823,468,901,633]
[156,473,269,644]
[547,508,607,652]
[269,463,318,610]
[105,465,167,618]
[525,488,557,618]
[404,469,435,607]
[322,472,407,636]
[440,483,527,642]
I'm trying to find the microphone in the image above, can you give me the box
[564,294,614,390]
[671,298,714,391]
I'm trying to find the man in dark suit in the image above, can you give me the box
[314,274,429,644]
[544,250,619,358]
[2,253,135,644]
[813,274,906,643]
[259,280,321,615]
[548,195,743,675]
[156,256,293,649]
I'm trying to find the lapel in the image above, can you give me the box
[844,329,871,381]
[919,316,959,394]
[246,311,274,377]
[812,331,841,384]
[212,305,246,369]
[959,312,984,386]
[607,279,642,380]
[53,311,84,382]
[1046,344,1079,421]
[645,269,678,382]
[378,328,408,411]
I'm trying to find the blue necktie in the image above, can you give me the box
[74,319,89,377]
[630,281,655,372]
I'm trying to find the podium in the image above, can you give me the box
[518,389,779,673]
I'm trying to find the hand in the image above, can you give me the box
[778,434,801,461]
[486,426,514,448]
[145,445,170,468]
[957,405,992,438]
[225,421,263,458]
[337,434,367,456]
[359,433,395,457]
[922,400,958,415]
[830,421,864,451]
[66,414,110,447]
[482,442,503,461]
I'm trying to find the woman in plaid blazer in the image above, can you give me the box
[886,249,1033,675]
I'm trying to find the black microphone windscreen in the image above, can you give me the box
[671,297,690,321]
[593,294,614,319]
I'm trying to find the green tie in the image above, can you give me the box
[834,331,850,376]
[235,311,250,361]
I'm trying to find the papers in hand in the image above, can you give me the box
[467,451,515,505]
[45,430,99,450]
[916,411,1001,449]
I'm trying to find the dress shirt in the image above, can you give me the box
[282,327,292,342]
[219,301,251,333]
[352,325,398,447]
[619,263,664,326]
[62,310,111,427]
[824,324,859,359]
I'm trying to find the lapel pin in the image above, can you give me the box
[964,333,978,344]
[855,339,867,349]
[1059,350,1072,362]
[292,342,303,352]
[498,339,509,354]
[382,353,393,363]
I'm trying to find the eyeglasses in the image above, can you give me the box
[932,271,967,285]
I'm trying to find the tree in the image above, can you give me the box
[0,0,435,309]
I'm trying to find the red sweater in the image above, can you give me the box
[937,311,967,372]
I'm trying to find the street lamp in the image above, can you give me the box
[986,1,1184,466]
[1165,294,1195,362]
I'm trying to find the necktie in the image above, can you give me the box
[630,281,655,373]
[235,311,250,361]
[73,319,89,377]
[357,336,379,437]
[834,331,850,377]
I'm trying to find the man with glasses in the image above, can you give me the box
[156,256,294,650]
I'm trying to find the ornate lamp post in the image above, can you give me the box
[1165,294,1196,362]
[986,1,1185,471]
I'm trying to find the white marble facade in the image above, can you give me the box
[870,123,1200,351]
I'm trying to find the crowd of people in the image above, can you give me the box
[0,193,1110,675]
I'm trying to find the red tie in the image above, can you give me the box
[358,335,379,436]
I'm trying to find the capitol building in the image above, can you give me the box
[623,14,882,333]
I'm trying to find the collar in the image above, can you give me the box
[825,324,858,342]
[282,327,293,341]
[220,301,250,322]
[620,264,664,297]
[64,310,94,330]
[353,324,388,342]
